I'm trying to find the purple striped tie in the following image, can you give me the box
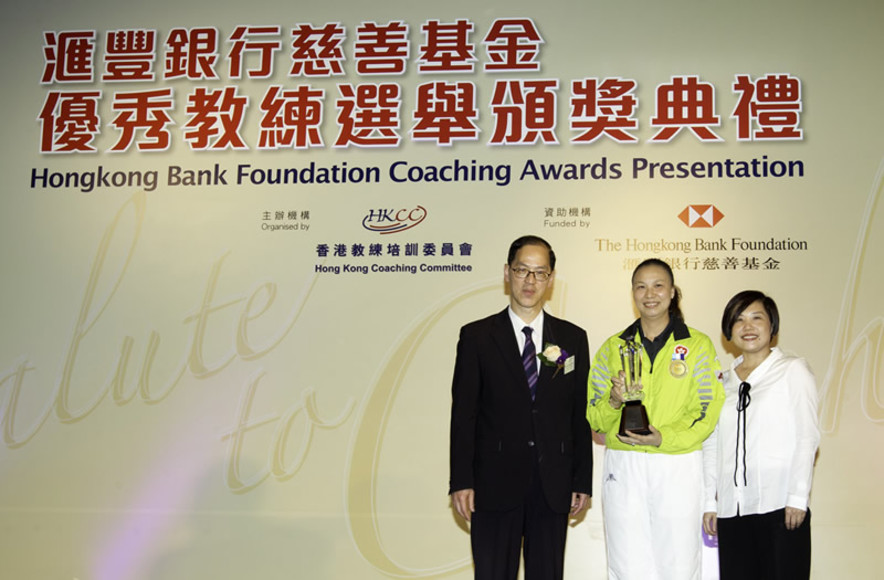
[522,327,538,400]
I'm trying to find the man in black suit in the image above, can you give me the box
[449,235,593,580]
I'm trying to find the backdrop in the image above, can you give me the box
[1,0,882,578]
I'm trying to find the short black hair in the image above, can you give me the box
[507,235,556,270]
[721,290,780,340]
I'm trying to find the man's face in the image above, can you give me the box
[504,244,555,314]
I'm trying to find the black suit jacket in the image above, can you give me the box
[449,308,593,513]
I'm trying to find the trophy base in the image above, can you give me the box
[618,400,651,437]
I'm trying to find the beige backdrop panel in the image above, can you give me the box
[1,0,882,578]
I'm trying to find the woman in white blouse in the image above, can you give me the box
[703,290,820,579]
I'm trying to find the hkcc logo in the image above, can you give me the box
[678,204,723,228]
[362,206,427,234]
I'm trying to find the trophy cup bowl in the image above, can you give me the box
[618,340,652,437]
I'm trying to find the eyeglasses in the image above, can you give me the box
[509,267,551,281]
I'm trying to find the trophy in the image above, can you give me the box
[618,339,651,437]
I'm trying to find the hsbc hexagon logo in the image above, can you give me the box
[362,206,427,234]
[678,204,724,228]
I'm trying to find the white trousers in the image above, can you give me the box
[602,449,703,580]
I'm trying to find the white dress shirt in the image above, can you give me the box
[508,308,544,356]
[703,347,820,517]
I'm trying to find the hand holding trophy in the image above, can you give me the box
[618,339,652,436]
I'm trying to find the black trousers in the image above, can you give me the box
[717,508,811,580]
[470,461,568,580]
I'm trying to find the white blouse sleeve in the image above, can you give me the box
[785,357,821,510]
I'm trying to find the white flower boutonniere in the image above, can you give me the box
[540,343,571,378]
